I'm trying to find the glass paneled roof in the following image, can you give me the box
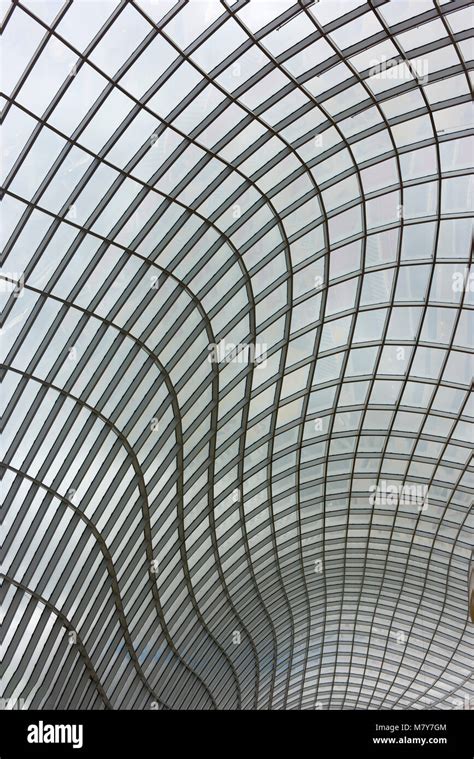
[1,0,473,710]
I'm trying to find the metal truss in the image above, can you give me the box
[1,0,473,710]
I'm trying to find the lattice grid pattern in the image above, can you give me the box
[1,0,473,710]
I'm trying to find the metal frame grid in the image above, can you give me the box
[1,0,473,710]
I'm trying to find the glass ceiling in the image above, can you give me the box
[1,0,473,710]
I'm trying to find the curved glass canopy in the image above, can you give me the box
[1,0,473,710]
